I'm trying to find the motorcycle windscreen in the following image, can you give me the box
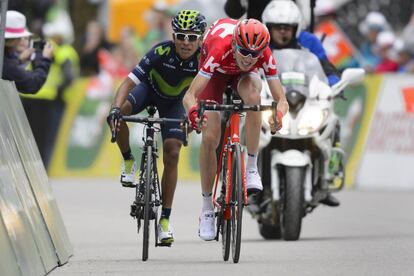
[273,48,329,91]
[279,72,308,114]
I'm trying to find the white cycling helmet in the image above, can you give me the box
[262,0,303,38]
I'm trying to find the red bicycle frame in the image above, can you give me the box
[212,112,247,218]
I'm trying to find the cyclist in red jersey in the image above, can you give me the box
[183,18,289,241]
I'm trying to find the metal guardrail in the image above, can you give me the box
[0,80,72,276]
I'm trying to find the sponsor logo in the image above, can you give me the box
[154,45,171,56]
[210,22,236,38]
[262,55,276,73]
[162,63,176,69]
[203,56,220,73]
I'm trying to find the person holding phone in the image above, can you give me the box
[2,10,54,94]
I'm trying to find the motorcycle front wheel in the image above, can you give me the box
[280,166,305,241]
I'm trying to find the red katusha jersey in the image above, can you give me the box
[199,18,278,79]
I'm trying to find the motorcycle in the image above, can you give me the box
[250,49,365,241]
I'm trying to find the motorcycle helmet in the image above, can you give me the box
[262,0,303,38]
[171,10,207,34]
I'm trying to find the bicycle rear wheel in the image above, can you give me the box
[231,144,243,263]
[142,146,152,261]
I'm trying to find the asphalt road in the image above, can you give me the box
[50,179,414,276]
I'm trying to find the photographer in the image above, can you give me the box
[2,10,53,94]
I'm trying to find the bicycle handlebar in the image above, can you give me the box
[110,116,190,146]
[122,116,186,124]
[197,100,279,134]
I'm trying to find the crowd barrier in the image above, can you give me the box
[0,80,72,276]
[48,73,414,189]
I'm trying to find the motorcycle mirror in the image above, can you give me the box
[341,68,365,85]
[332,68,366,96]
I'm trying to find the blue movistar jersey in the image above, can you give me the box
[128,40,199,100]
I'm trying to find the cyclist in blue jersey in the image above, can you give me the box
[107,10,207,245]
[261,0,341,207]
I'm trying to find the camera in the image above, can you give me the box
[32,39,46,50]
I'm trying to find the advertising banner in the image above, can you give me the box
[356,74,414,188]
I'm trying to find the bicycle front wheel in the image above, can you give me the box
[231,144,243,263]
[142,146,152,261]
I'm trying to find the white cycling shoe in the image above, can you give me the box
[246,170,263,195]
[199,209,216,241]
[158,218,174,244]
[120,159,136,187]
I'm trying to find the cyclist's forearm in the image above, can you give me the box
[183,74,209,111]
[183,91,197,112]
[268,79,289,115]
[113,78,136,108]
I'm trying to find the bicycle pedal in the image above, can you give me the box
[130,205,137,217]
[122,182,137,188]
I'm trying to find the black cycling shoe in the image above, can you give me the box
[247,188,261,196]
[320,193,340,207]
[247,194,261,214]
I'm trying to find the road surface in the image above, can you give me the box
[50,179,414,276]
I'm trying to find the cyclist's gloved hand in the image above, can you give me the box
[107,107,121,130]
[269,110,284,133]
[188,104,207,131]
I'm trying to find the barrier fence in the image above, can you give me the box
[0,80,72,276]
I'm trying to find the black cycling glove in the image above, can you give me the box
[107,107,121,128]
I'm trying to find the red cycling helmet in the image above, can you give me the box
[233,19,270,53]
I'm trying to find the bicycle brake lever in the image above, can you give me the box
[270,102,277,135]
[110,118,118,143]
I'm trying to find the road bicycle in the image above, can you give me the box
[111,106,188,261]
[197,90,277,263]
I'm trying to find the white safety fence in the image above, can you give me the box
[0,80,72,276]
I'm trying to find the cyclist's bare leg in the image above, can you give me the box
[161,138,183,208]
[117,101,133,153]
[237,75,262,154]
[200,111,221,194]
[198,111,220,240]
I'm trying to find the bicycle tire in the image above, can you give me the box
[142,146,152,261]
[221,153,231,261]
[231,144,243,263]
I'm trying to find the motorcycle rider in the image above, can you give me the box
[260,0,342,207]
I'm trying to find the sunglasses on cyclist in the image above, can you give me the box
[235,45,262,58]
[174,32,201,42]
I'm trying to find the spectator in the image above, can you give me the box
[393,39,414,73]
[143,1,176,50]
[314,0,337,25]
[20,13,80,168]
[401,13,414,55]
[374,31,399,73]
[2,10,54,94]
[111,26,141,71]
[80,20,113,76]
[358,11,391,72]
